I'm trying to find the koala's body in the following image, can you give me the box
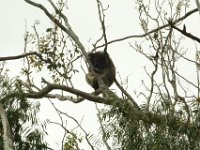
[86,51,116,90]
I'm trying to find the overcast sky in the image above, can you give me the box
[1,0,200,149]
[0,1,140,149]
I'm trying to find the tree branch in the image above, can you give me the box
[93,8,198,50]
[0,102,14,150]
[24,81,111,104]
[170,23,200,43]
[0,52,38,61]
[24,0,88,60]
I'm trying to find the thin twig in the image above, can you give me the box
[93,8,198,50]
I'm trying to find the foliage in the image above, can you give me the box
[101,101,200,150]
[0,68,47,150]
[28,19,80,83]
[64,133,83,150]
[94,1,200,149]
[1,0,200,149]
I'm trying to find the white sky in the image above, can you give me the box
[0,0,200,149]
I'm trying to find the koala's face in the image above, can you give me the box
[89,52,109,70]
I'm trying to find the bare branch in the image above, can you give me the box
[59,109,95,150]
[170,23,200,43]
[24,0,88,59]
[114,78,140,110]
[0,52,38,61]
[24,80,111,104]
[96,0,108,52]
[94,8,198,50]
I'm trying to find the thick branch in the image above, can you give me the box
[17,80,197,136]
[25,82,111,104]
[0,103,14,150]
